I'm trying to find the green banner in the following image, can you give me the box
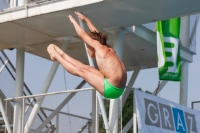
[156,18,181,81]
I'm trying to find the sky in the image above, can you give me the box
[0,0,200,109]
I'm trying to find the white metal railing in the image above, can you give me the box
[5,87,94,101]
[5,88,93,133]
[1,0,65,10]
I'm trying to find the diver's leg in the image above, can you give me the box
[49,44,102,75]
[47,45,104,94]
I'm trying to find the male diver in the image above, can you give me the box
[47,12,127,99]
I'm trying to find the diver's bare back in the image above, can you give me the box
[95,44,127,89]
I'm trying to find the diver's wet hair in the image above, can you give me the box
[88,30,108,45]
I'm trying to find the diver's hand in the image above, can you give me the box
[68,15,76,23]
[75,11,88,23]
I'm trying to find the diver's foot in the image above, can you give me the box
[47,44,57,61]
[52,45,65,55]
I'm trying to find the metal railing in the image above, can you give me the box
[191,101,200,111]
[0,0,65,10]
[5,88,93,133]
[0,50,54,131]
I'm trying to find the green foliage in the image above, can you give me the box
[99,98,109,133]
[122,91,133,133]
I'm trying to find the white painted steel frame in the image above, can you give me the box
[5,87,93,101]
[78,120,91,133]
[133,91,137,133]
[122,117,133,133]
[0,96,12,133]
[2,0,9,8]
[122,68,140,107]
[24,39,70,133]
[0,0,103,23]
[56,114,59,133]
[180,62,189,106]
[14,46,25,133]
[122,69,140,133]
[180,16,190,106]
[152,81,168,95]
[189,14,200,45]
[0,59,8,73]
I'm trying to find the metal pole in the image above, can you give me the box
[78,18,110,133]
[92,89,97,133]
[122,68,140,107]
[34,80,86,133]
[189,14,200,43]
[152,81,168,95]
[0,96,12,133]
[180,62,189,106]
[10,0,16,8]
[24,39,70,133]
[180,16,190,106]
[18,0,24,6]
[109,29,124,133]
[95,95,99,133]
[133,91,137,133]
[13,46,25,133]
[56,114,59,133]
[0,60,8,73]
[22,98,25,133]
[122,117,133,133]
[181,16,190,48]
[88,121,91,133]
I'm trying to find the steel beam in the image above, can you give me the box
[181,16,190,49]
[0,59,8,73]
[24,38,70,133]
[0,94,12,133]
[152,81,168,95]
[13,46,25,133]
[122,68,140,107]
[180,61,189,106]
[189,14,200,44]
[56,114,59,133]
[179,16,190,106]
[122,117,133,133]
